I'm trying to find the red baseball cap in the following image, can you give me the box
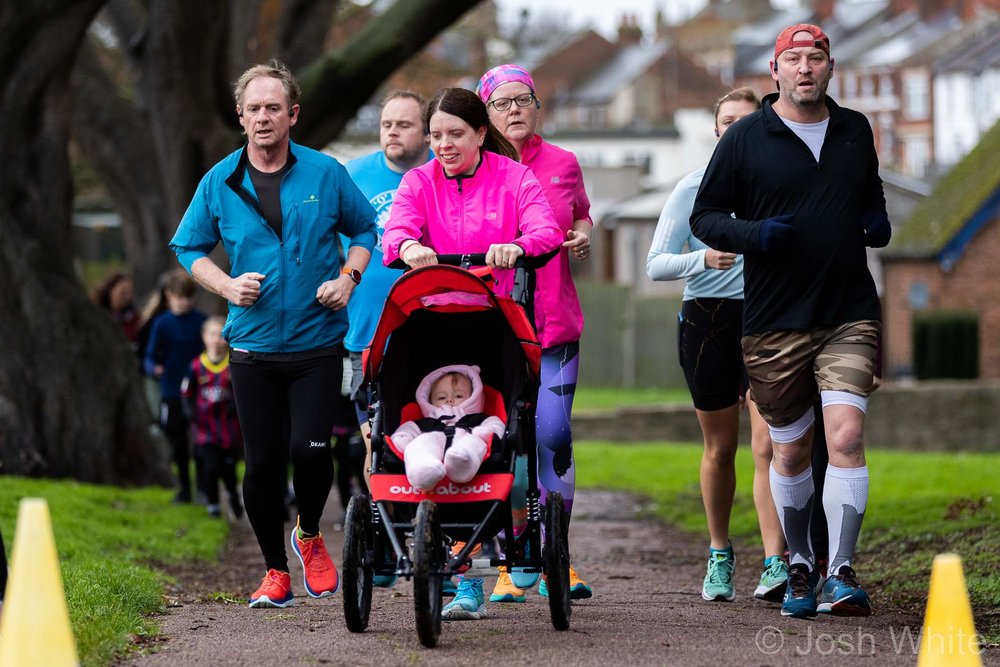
[774,24,830,60]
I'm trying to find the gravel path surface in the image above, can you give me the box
[125,489,998,666]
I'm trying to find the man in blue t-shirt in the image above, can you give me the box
[342,90,432,477]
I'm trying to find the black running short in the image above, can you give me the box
[677,298,748,411]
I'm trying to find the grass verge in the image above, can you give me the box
[575,442,999,643]
[0,477,227,666]
[573,386,691,411]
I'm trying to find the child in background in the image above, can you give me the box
[390,365,504,492]
[182,316,243,518]
[144,269,207,503]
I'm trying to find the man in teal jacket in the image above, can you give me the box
[170,60,376,609]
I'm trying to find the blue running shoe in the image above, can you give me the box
[702,544,736,601]
[754,556,789,601]
[781,563,818,619]
[817,565,872,616]
[441,578,486,620]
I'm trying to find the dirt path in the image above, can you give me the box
[126,490,998,667]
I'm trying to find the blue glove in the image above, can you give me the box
[861,210,891,248]
[758,214,796,253]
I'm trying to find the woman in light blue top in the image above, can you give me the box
[647,87,788,604]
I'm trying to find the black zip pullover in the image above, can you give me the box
[691,93,885,335]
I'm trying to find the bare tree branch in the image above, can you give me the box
[295,0,482,145]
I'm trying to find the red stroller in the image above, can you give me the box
[340,254,571,647]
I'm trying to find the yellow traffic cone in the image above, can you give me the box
[917,553,982,666]
[0,498,79,666]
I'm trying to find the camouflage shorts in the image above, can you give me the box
[742,320,881,427]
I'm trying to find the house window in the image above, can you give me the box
[879,74,894,98]
[844,73,857,99]
[878,113,894,164]
[903,71,929,120]
[861,74,875,98]
[904,137,930,178]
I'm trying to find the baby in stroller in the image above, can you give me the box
[391,364,505,491]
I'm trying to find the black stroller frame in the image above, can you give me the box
[341,253,571,647]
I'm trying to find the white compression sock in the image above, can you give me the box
[769,465,815,569]
[823,463,869,577]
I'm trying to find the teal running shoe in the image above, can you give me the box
[817,565,872,616]
[702,545,736,601]
[510,567,541,589]
[754,556,789,601]
[538,566,593,600]
[781,563,818,619]
[373,573,397,588]
[509,539,540,589]
[441,577,486,620]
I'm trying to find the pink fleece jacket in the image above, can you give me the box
[382,151,564,343]
[520,134,592,347]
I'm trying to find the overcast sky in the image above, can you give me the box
[495,0,801,40]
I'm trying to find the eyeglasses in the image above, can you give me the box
[488,93,536,112]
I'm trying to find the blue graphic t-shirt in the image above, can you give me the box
[343,150,430,352]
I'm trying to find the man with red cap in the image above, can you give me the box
[691,24,890,620]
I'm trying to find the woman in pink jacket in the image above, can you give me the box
[382,87,562,282]
[477,64,594,603]
[382,87,564,620]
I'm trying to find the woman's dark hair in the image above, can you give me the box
[93,272,131,310]
[425,88,518,161]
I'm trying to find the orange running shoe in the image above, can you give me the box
[248,569,294,608]
[291,519,339,598]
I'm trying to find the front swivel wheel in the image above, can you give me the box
[413,499,444,647]
[544,491,571,631]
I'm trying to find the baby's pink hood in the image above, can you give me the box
[416,364,485,422]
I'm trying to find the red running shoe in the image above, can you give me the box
[291,519,339,598]
[248,569,294,608]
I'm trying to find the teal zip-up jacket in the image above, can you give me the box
[170,141,377,354]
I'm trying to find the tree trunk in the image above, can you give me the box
[0,0,481,482]
[0,0,170,484]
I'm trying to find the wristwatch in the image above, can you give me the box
[341,267,362,285]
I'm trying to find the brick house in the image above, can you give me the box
[881,119,1000,378]
[730,0,1000,178]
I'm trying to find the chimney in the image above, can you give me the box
[655,8,669,42]
[617,13,643,45]
[814,0,835,21]
[888,0,912,16]
[918,0,946,19]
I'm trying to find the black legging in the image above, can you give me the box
[160,398,191,498]
[230,354,341,573]
[201,443,239,507]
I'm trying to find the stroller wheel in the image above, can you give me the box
[342,494,373,632]
[544,491,571,631]
[413,499,444,648]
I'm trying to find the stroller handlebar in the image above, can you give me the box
[386,249,557,271]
